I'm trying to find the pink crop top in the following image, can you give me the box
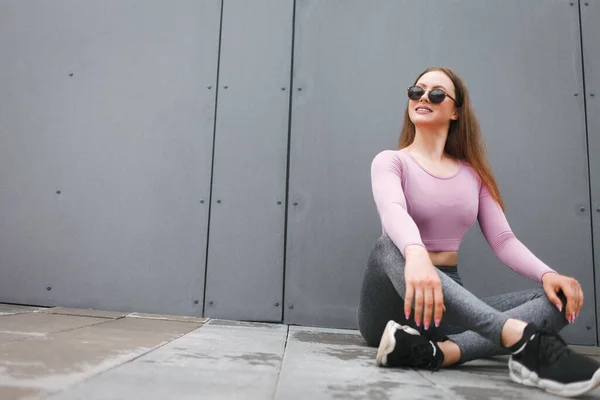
[371,150,556,283]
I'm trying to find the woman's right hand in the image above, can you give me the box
[404,245,445,330]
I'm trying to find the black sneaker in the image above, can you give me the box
[509,327,600,397]
[376,320,444,370]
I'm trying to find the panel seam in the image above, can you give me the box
[202,0,225,318]
[577,0,598,345]
[281,0,297,323]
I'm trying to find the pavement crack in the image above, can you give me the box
[273,325,290,399]
[414,369,461,399]
[0,318,114,348]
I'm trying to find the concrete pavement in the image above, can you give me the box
[1,304,599,399]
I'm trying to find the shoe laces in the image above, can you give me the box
[409,341,441,371]
[532,329,571,366]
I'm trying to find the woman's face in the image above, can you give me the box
[407,70,458,129]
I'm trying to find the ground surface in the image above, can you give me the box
[1,303,600,399]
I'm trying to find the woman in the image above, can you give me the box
[357,67,600,398]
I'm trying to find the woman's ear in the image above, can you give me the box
[450,109,459,121]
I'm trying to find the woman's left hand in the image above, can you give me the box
[542,272,583,324]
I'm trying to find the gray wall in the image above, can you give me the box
[582,0,600,344]
[285,0,596,345]
[0,0,598,345]
[0,0,221,315]
[204,0,293,322]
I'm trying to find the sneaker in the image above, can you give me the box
[376,320,444,370]
[509,328,600,397]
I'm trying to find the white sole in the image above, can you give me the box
[509,357,600,398]
[376,320,420,366]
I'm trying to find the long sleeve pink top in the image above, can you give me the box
[371,150,556,283]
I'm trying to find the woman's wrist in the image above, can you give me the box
[404,244,429,263]
[541,270,558,284]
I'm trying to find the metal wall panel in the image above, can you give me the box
[286,0,595,344]
[0,0,220,315]
[204,0,293,321]
[581,0,600,344]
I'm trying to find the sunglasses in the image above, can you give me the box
[407,85,457,104]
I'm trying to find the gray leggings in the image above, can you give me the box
[357,234,569,364]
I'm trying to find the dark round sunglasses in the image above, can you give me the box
[407,85,456,104]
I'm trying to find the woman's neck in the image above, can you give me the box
[406,126,449,161]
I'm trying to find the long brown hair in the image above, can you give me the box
[398,67,504,210]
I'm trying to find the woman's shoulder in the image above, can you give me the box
[371,149,409,171]
[372,149,410,163]
[458,159,483,184]
[458,158,473,169]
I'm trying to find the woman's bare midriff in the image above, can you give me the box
[428,251,458,267]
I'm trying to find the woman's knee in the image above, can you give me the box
[368,234,405,270]
[532,288,569,329]
[530,287,568,311]
[529,287,547,300]
[371,234,396,257]
[358,235,409,347]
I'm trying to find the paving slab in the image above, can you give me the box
[0,304,47,316]
[127,312,207,323]
[42,308,127,320]
[0,386,49,400]
[2,316,598,400]
[420,358,568,400]
[0,332,38,347]
[50,320,288,400]
[0,317,202,399]
[0,313,108,336]
[275,326,455,400]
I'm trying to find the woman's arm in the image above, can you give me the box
[371,150,444,328]
[477,184,556,283]
[371,150,425,256]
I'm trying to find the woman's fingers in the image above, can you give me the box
[543,284,562,313]
[404,283,414,320]
[423,288,433,330]
[564,281,579,323]
[575,281,584,318]
[433,283,444,328]
[404,267,445,329]
[414,287,424,327]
